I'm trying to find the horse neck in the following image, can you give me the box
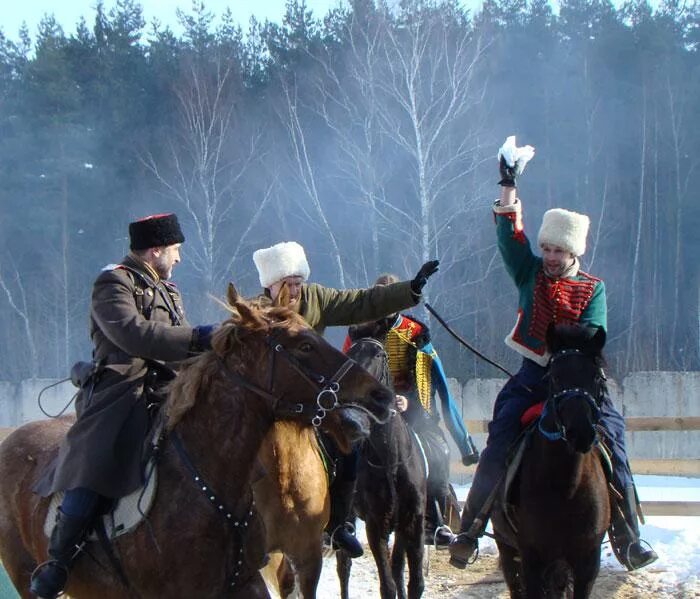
[173,389,273,506]
[264,421,319,480]
[367,412,406,468]
[529,433,590,497]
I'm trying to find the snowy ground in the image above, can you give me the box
[280,475,700,598]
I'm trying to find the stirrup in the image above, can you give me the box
[623,538,658,571]
[30,560,69,599]
[429,524,454,548]
[448,533,479,569]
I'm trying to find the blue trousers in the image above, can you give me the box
[465,358,633,520]
[60,487,100,519]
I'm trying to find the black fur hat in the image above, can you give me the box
[129,213,185,250]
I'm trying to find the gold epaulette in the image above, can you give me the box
[386,327,433,414]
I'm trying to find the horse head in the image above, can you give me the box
[541,323,607,453]
[167,284,394,453]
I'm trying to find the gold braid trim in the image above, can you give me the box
[415,350,433,414]
[385,326,434,414]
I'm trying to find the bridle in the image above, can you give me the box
[219,329,356,427]
[538,348,603,443]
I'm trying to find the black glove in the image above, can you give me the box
[190,324,216,354]
[498,155,518,188]
[410,260,439,295]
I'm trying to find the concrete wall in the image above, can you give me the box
[446,372,700,461]
[2,372,699,459]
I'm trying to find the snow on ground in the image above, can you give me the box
[297,475,700,599]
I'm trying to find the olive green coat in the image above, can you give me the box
[36,254,195,499]
[274,281,420,334]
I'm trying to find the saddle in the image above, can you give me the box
[44,443,159,542]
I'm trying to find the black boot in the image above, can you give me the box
[448,503,485,569]
[30,509,91,599]
[609,485,658,571]
[327,479,363,558]
[425,496,452,547]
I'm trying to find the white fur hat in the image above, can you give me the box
[253,241,311,288]
[537,208,590,256]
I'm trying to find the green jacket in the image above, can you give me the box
[270,281,420,335]
[494,200,607,366]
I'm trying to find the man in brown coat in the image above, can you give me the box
[31,213,215,599]
[252,241,439,557]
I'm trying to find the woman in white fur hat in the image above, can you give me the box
[448,137,657,572]
[253,241,440,557]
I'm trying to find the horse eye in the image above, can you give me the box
[298,342,314,353]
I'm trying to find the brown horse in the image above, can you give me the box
[492,324,611,599]
[0,284,394,599]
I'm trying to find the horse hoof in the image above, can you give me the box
[449,555,468,570]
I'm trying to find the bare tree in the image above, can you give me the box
[143,55,267,313]
[0,260,38,379]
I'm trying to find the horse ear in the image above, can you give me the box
[227,283,240,307]
[273,281,290,308]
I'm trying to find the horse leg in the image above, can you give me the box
[366,522,397,599]
[496,540,524,599]
[278,554,297,598]
[571,548,601,599]
[390,533,407,599]
[336,550,352,599]
[520,552,548,599]
[401,522,425,599]
[293,546,323,599]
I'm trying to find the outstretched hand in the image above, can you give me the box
[497,136,535,187]
[411,259,439,295]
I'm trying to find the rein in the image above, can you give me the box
[425,303,515,378]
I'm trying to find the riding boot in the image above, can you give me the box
[30,509,92,599]
[609,484,658,571]
[462,435,480,466]
[448,502,481,569]
[425,496,452,547]
[327,479,363,558]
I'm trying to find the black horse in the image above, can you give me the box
[492,324,611,599]
[337,327,427,599]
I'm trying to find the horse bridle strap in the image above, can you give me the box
[169,430,256,590]
[216,337,355,426]
[540,348,602,442]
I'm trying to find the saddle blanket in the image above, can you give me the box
[44,462,158,541]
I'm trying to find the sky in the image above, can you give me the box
[0,0,351,40]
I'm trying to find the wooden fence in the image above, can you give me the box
[453,416,700,516]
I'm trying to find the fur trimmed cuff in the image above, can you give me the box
[492,198,521,215]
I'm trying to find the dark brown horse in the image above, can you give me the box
[338,333,427,599]
[0,284,394,599]
[492,324,611,599]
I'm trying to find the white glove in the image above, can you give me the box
[497,135,535,186]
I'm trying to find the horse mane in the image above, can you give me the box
[165,294,307,430]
